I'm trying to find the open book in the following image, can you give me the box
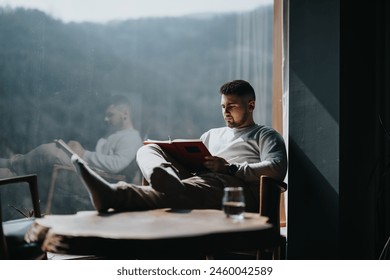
[143,139,211,172]
[54,139,76,157]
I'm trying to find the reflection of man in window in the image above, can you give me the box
[73,80,287,213]
[0,95,142,179]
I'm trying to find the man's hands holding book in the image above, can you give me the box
[67,140,85,157]
[203,156,229,174]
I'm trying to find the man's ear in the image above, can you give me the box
[248,100,255,112]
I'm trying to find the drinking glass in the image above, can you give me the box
[222,186,245,220]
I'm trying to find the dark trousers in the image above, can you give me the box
[109,144,260,212]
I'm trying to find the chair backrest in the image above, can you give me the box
[259,175,287,228]
[280,192,287,227]
[0,174,41,259]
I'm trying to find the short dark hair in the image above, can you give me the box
[108,94,132,113]
[219,80,256,101]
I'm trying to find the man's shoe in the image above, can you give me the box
[71,155,114,213]
[150,166,184,194]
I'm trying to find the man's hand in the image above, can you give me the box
[67,140,85,158]
[203,156,229,173]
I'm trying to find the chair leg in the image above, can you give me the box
[46,166,59,214]
[272,247,281,260]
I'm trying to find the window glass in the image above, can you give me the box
[0,1,273,218]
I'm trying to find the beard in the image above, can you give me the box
[225,110,251,128]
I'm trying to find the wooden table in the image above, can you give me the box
[26,208,280,259]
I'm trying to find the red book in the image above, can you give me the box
[143,139,211,172]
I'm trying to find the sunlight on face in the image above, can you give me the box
[220,94,255,129]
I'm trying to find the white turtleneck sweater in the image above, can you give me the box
[83,128,142,173]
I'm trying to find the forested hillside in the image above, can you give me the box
[0,7,272,153]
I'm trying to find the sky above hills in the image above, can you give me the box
[0,0,272,22]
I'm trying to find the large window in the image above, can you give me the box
[0,1,274,218]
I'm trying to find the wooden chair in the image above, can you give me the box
[258,175,287,259]
[0,174,46,259]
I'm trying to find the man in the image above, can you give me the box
[74,80,287,213]
[0,95,143,178]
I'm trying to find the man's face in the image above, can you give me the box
[104,105,126,131]
[221,94,255,129]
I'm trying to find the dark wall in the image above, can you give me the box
[288,0,390,259]
[339,0,390,259]
[288,0,340,259]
